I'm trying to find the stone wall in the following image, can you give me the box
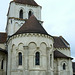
[6,2,41,35]
[7,33,54,75]
[54,58,73,75]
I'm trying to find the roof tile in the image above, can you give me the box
[54,50,73,59]
[14,15,48,35]
[13,0,39,6]
[53,36,69,48]
[0,33,7,43]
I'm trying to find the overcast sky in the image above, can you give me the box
[0,0,75,61]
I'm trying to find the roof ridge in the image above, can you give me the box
[59,36,69,45]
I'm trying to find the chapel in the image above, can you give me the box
[0,0,74,75]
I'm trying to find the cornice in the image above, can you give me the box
[8,17,43,23]
[54,47,70,50]
[8,17,27,21]
[7,33,54,44]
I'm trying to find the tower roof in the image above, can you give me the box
[14,15,48,35]
[13,0,39,6]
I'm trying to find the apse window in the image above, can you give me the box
[63,63,66,70]
[19,9,23,19]
[35,52,40,65]
[18,52,22,65]
[1,60,3,69]
[50,54,52,67]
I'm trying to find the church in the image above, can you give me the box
[0,0,74,75]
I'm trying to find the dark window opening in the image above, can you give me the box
[50,54,52,67]
[28,11,33,18]
[63,63,66,70]
[35,52,40,65]
[1,60,3,69]
[19,52,22,65]
[19,10,23,19]
[11,19,12,24]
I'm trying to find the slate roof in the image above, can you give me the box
[72,62,75,72]
[0,48,7,54]
[0,33,7,43]
[53,36,69,48]
[13,0,39,6]
[54,50,73,59]
[14,15,48,35]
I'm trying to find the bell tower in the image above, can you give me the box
[6,0,42,36]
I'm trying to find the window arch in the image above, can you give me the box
[19,9,23,19]
[63,63,66,70]
[35,52,40,65]
[1,60,3,69]
[28,11,33,18]
[18,52,22,65]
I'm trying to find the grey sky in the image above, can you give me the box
[0,0,75,61]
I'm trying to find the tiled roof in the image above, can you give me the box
[14,15,48,35]
[0,48,7,54]
[13,0,39,6]
[53,36,69,48]
[72,62,75,72]
[54,50,73,59]
[0,33,7,43]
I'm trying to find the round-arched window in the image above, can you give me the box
[18,52,22,65]
[19,9,23,19]
[28,11,33,18]
[35,52,40,65]
[1,59,3,69]
[63,63,66,70]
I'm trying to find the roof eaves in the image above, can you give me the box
[54,50,73,60]
[0,48,8,54]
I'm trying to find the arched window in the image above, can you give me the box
[19,10,23,19]
[18,52,22,65]
[50,54,52,67]
[11,19,12,24]
[1,60,3,69]
[28,11,33,18]
[35,52,40,65]
[63,63,66,70]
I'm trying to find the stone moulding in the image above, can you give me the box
[54,47,70,50]
[9,17,27,21]
[7,33,54,44]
